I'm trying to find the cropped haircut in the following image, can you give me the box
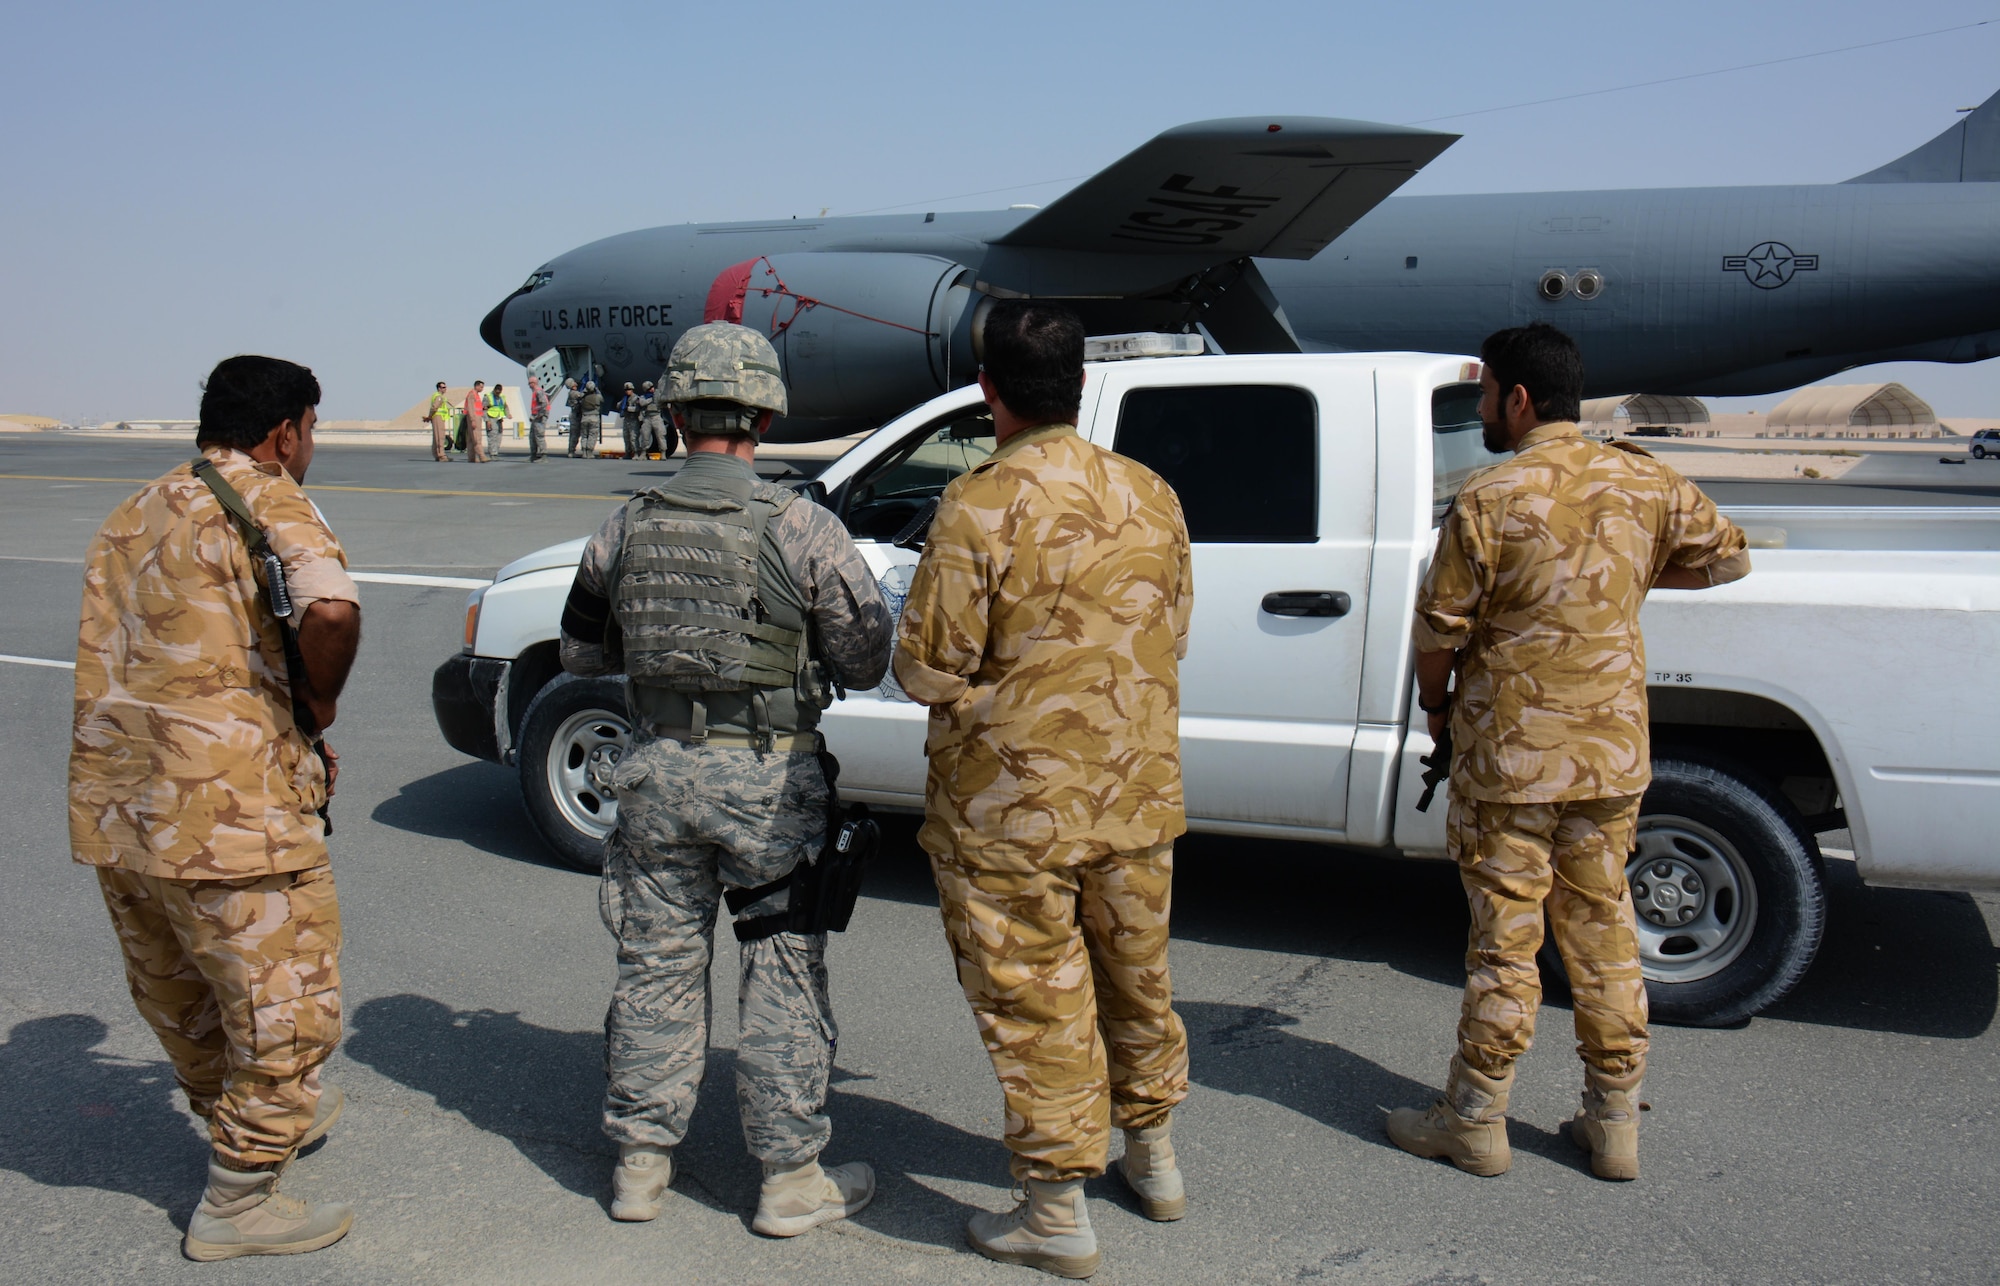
[980,300,1085,425]
[196,355,322,452]
[1479,323,1583,424]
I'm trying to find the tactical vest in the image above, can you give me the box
[611,475,833,740]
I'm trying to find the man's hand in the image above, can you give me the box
[295,598,362,731]
[1415,646,1456,741]
[322,742,339,797]
[1427,708,1448,743]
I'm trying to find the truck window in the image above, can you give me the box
[1112,385,1316,542]
[841,409,995,542]
[1432,382,1507,522]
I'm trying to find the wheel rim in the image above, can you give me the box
[544,707,631,841]
[1628,816,1760,984]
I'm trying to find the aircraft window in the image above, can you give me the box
[520,270,553,291]
[1112,385,1316,543]
[1432,382,1507,523]
[841,410,995,542]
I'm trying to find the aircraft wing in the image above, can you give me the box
[994,116,1459,260]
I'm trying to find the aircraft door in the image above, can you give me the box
[557,345,598,383]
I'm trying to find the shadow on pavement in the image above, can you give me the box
[0,1014,208,1218]
[369,763,575,872]
[343,994,994,1252]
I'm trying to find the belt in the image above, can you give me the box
[652,727,819,753]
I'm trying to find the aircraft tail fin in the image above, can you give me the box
[1847,86,2000,183]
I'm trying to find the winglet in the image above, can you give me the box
[994,116,1458,260]
[1847,86,2000,183]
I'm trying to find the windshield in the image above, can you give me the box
[840,408,995,541]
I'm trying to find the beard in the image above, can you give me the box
[1480,409,1511,454]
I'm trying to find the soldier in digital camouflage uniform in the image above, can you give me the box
[69,355,364,1259]
[1388,323,1751,1182]
[895,301,1194,1280]
[637,380,674,460]
[559,322,892,1236]
[618,382,639,458]
[575,377,605,456]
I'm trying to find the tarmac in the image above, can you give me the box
[0,434,1995,1285]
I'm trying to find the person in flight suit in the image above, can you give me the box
[425,380,454,462]
[1387,322,1751,1182]
[557,322,893,1236]
[895,300,1195,1279]
[460,380,490,463]
[618,382,640,459]
[69,355,364,1259]
[527,374,550,463]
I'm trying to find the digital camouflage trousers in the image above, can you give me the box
[1449,793,1649,1080]
[930,839,1189,1183]
[96,864,342,1168]
[599,732,835,1164]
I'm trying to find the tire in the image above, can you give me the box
[1974,445,1988,459]
[516,674,631,873]
[1540,752,1826,1027]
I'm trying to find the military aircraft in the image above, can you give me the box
[481,88,2000,438]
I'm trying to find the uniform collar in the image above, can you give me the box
[199,444,284,478]
[983,421,1076,470]
[1514,420,1582,453]
[676,448,760,482]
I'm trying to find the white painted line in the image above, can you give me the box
[351,572,489,590]
[0,653,75,671]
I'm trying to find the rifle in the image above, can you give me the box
[190,457,335,837]
[1415,722,1453,813]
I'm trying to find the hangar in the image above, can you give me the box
[1762,382,1945,439]
[1579,393,1711,438]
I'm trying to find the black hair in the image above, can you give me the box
[980,300,1085,425]
[1479,323,1583,423]
[196,355,322,451]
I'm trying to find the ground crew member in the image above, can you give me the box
[527,374,550,462]
[895,301,1194,1278]
[425,380,454,462]
[618,382,639,458]
[574,378,604,456]
[461,380,490,462]
[557,322,892,1236]
[69,355,364,1259]
[563,377,582,456]
[638,379,674,460]
[484,383,508,458]
[1387,322,1751,1182]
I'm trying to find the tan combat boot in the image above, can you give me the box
[967,1177,1100,1279]
[1385,1055,1514,1177]
[1569,1066,1643,1180]
[609,1143,673,1221]
[182,1158,355,1261]
[750,1158,875,1237]
[1118,1119,1186,1221]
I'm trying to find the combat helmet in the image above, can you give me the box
[661,322,787,436]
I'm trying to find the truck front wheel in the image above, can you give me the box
[1541,753,1827,1027]
[516,674,630,874]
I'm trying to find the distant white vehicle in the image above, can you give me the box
[433,348,2000,1027]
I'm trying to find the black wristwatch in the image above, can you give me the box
[1418,690,1454,715]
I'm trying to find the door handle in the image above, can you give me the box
[1260,590,1351,618]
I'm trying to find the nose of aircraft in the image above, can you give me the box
[479,293,511,358]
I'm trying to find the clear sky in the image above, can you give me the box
[6,0,2000,422]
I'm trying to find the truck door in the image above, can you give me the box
[1089,366,1376,835]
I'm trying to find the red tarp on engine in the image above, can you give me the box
[704,258,758,324]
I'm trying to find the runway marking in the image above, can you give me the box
[0,653,74,671]
[352,572,489,589]
[0,473,625,502]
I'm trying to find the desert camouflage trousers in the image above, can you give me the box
[1450,793,1649,1080]
[599,731,836,1164]
[930,839,1189,1183]
[95,864,342,1168]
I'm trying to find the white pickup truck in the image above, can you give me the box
[432,349,2000,1027]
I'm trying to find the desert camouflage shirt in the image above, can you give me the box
[1415,422,1750,803]
[895,423,1193,870]
[69,446,361,878]
[562,451,893,702]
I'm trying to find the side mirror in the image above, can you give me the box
[789,479,830,508]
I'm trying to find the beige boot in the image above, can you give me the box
[1385,1055,1514,1177]
[609,1143,674,1221]
[967,1177,1100,1279]
[750,1158,875,1237]
[1570,1066,1643,1180]
[1118,1119,1185,1221]
[182,1158,355,1261]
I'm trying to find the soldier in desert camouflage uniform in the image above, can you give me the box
[895,301,1194,1279]
[69,355,364,1259]
[1388,323,1750,1182]
[559,322,892,1236]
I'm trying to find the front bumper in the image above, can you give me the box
[432,654,512,762]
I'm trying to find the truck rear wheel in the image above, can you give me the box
[517,674,630,874]
[1541,753,1826,1027]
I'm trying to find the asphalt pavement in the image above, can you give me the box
[1,434,1995,1285]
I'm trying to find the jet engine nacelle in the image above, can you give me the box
[721,253,980,420]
